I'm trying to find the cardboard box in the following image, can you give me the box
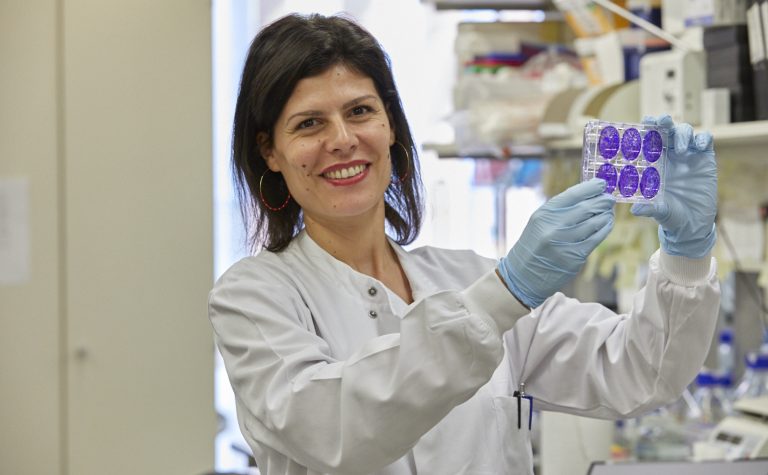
[703,24,749,48]
[707,44,752,67]
[729,82,758,121]
[747,0,768,119]
[685,0,748,27]
[707,64,753,87]
[755,61,768,119]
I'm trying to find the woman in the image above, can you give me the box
[209,13,720,475]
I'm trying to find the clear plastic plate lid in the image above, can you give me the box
[581,120,667,204]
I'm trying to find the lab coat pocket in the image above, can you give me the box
[492,395,534,474]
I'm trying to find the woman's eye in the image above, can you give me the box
[351,105,372,116]
[297,118,317,130]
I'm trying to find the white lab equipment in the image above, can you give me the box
[587,457,768,475]
[706,396,768,460]
[639,50,705,125]
[540,412,613,475]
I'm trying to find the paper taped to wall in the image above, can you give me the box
[0,177,30,285]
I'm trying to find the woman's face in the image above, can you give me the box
[261,63,395,226]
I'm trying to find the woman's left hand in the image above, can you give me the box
[631,114,718,259]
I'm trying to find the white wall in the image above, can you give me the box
[0,1,216,474]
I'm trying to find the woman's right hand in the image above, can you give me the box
[497,178,615,308]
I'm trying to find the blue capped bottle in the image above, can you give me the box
[733,352,768,399]
[716,327,735,384]
[692,371,732,426]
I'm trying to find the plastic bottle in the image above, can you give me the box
[610,420,632,461]
[633,407,690,461]
[634,383,706,462]
[733,352,768,400]
[717,327,735,382]
[667,386,702,425]
[692,371,732,426]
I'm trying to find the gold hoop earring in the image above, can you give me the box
[391,141,411,183]
[259,169,291,212]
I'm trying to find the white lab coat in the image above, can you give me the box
[209,229,720,475]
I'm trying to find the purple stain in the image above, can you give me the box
[596,163,618,193]
[618,165,639,197]
[643,130,663,162]
[621,127,641,160]
[640,167,661,199]
[598,126,620,159]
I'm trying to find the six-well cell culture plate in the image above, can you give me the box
[581,120,667,204]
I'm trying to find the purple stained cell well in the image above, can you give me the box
[640,167,661,199]
[643,130,663,162]
[596,163,618,193]
[618,165,639,197]
[621,127,641,160]
[598,126,620,159]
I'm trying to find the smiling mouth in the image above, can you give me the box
[322,164,367,180]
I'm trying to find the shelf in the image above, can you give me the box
[543,120,768,154]
[545,137,581,151]
[422,142,546,159]
[708,120,768,146]
[426,0,552,10]
[425,120,768,159]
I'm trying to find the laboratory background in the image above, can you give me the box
[2,0,768,474]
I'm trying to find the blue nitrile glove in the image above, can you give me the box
[498,178,615,309]
[630,114,718,259]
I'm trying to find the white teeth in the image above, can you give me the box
[325,164,365,180]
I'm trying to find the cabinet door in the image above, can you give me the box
[0,1,61,474]
[63,1,215,474]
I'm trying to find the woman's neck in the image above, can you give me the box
[304,213,394,280]
[303,206,413,303]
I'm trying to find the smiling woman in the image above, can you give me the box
[210,11,721,475]
[231,14,422,254]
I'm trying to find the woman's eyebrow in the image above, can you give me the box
[342,94,378,109]
[286,110,322,124]
[285,94,380,124]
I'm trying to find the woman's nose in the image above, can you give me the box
[326,119,358,154]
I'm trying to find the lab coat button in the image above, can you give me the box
[368,287,377,296]
[368,310,378,319]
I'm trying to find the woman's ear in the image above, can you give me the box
[257,132,280,172]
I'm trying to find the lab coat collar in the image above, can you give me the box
[291,229,438,310]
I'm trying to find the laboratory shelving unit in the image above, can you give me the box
[543,119,768,153]
[423,3,768,473]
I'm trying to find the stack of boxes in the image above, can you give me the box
[665,0,768,123]
[703,25,755,122]
[746,0,768,120]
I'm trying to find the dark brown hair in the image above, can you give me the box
[232,13,424,252]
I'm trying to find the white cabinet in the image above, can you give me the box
[0,2,216,474]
